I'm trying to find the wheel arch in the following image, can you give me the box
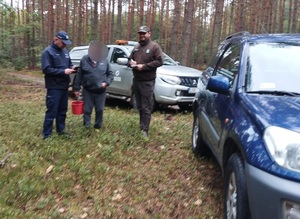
[222,136,247,175]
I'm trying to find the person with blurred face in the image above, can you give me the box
[128,26,163,139]
[73,41,113,129]
[41,31,76,139]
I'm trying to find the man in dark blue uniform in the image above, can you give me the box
[41,31,76,139]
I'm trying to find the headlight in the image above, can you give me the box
[159,75,181,85]
[283,201,300,219]
[264,126,300,173]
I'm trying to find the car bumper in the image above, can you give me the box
[246,164,300,219]
[154,80,197,105]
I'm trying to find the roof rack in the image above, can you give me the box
[225,31,250,40]
[115,40,138,46]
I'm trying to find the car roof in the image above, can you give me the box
[70,40,137,51]
[70,44,134,52]
[225,32,300,44]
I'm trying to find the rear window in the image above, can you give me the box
[70,49,88,59]
[70,47,111,60]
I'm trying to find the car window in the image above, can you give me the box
[70,48,88,59]
[70,47,110,59]
[215,43,240,88]
[111,47,128,63]
[163,54,177,66]
[246,42,300,93]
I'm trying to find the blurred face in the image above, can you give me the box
[88,42,108,62]
[54,37,66,49]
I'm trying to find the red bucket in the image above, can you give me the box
[72,100,84,115]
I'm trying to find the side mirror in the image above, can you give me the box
[116,58,128,65]
[206,75,230,95]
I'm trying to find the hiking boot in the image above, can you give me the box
[94,125,101,129]
[141,130,148,139]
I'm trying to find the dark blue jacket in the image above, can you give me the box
[42,42,72,89]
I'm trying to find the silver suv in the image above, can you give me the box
[69,41,202,110]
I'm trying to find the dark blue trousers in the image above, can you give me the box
[42,89,68,138]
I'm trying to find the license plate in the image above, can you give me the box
[188,87,197,94]
[114,76,121,82]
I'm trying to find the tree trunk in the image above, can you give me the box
[108,0,114,44]
[164,0,170,52]
[158,0,165,46]
[235,0,244,32]
[77,0,84,44]
[127,0,135,40]
[72,0,77,44]
[292,0,298,32]
[279,0,285,32]
[92,0,98,41]
[49,0,55,42]
[139,0,145,27]
[181,0,194,66]
[211,0,224,60]
[170,0,181,61]
[288,0,293,32]
[116,0,122,40]
[30,0,36,68]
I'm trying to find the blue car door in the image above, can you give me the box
[204,43,241,157]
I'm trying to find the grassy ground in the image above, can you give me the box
[0,69,223,218]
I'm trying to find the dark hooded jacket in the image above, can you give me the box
[73,55,113,93]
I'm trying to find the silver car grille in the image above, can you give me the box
[179,77,199,87]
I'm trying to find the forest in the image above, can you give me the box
[1,0,300,70]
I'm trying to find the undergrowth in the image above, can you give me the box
[0,69,223,218]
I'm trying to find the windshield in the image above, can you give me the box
[246,42,300,93]
[163,53,177,65]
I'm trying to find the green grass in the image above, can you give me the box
[0,70,223,218]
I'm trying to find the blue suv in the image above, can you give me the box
[192,32,300,219]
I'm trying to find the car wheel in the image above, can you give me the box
[191,111,208,156]
[224,153,250,219]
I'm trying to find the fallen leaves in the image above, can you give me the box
[112,188,123,202]
[46,165,54,174]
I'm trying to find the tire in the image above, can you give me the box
[191,110,208,156]
[224,153,250,219]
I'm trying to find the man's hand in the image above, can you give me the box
[101,82,107,88]
[74,91,79,98]
[136,64,144,71]
[65,68,75,75]
[129,59,137,68]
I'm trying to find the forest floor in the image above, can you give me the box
[0,69,223,218]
